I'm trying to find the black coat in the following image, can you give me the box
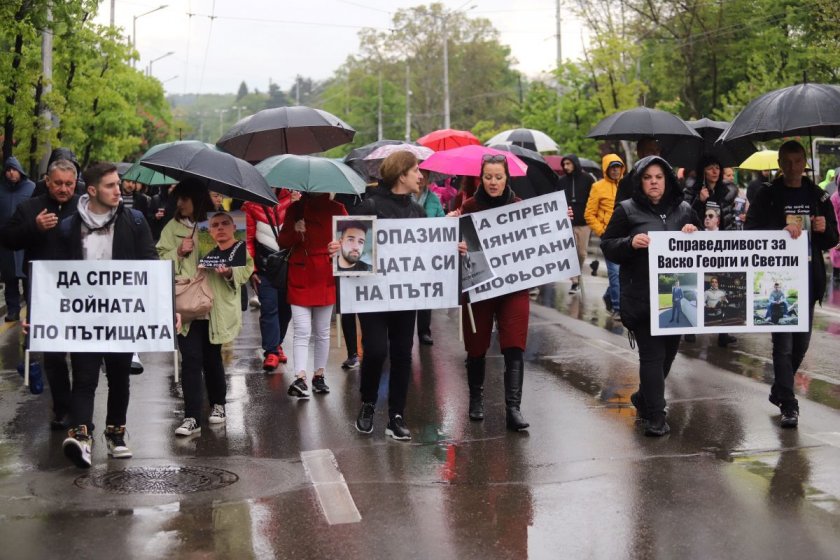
[683,179,739,231]
[601,156,700,330]
[744,176,838,304]
[557,154,594,226]
[60,204,158,261]
[351,187,425,219]
[0,194,80,268]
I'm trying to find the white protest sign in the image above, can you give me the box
[466,191,579,303]
[339,218,459,313]
[648,231,809,335]
[28,260,177,352]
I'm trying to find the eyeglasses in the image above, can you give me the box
[705,213,717,219]
[482,154,507,163]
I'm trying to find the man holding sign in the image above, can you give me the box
[745,141,838,428]
[58,162,159,468]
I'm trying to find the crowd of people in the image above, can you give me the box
[0,138,837,467]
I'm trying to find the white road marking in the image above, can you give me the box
[300,449,361,525]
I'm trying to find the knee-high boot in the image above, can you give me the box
[466,356,485,421]
[504,359,529,431]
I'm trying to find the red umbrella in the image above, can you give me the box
[417,129,481,151]
[418,145,528,177]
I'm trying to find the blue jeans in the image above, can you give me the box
[257,274,292,356]
[604,259,620,311]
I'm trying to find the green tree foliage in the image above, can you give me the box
[236,81,248,101]
[0,0,174,172]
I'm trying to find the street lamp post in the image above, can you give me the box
[148,51,174,77]
[132,5,168,69]
[439,4,475,130]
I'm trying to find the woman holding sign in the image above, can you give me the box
[601,156,700,436]
[330,150,426,441]
[278,192,347,400]
[459,154,531,432]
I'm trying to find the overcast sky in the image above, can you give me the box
[97,0,587,95]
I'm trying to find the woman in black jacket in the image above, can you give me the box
[331,150,426,441]
[601,156,700,436]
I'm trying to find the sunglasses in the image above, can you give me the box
[482,154,507,163]
[705,213,717,219]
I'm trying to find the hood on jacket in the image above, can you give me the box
[4,156,27,179]
[76,194,119,232]
[819,168,836,190]
[48,147,81,174]
[560,154,581,176]
[632,155,683,206]
[600,154,625,184]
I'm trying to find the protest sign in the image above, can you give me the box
[333,215,377,276]
[466,191,579,303]
[648,231,809,335]
[339,218,459,313]
[28,260,176,352]
[199,239,247,268]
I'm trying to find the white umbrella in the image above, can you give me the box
[485,128,559,153]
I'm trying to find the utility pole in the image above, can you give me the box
[405,63,411,142]
[377,71,383,141]
[110,0,115,27]
[556,0,562,67]
[38,3,55,176]
[295,75,301,105]
[442,16,450,129]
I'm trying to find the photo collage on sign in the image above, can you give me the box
[657,271,758,329]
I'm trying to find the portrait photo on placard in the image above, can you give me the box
[753,272,799,326]
[703,272,747,327]
[657,272,698,329]
[333,215,377,276]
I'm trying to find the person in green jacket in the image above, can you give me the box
[156,179,254,437]
[414,169,445,345]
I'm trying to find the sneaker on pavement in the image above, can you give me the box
[130,353,144,375]
[780,405,799,428]
[385,414,412,441]
[63,425,93,468]
[568,282,579,295]
[419,334,434,345]
[263,353,280,372]
[249,295,261,309]
[341,355,359,369]
[175,417,201,437]
[288,377,311,399]
[311,375,330,394]
[644,413,670,437]
[590,260,600,276]
[104,425,132,458]
[602,293,613,312]
[208,404,226,424]
[276,345,288,363]
[356,402,375,434]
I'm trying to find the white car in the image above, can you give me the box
[679,288,698,327]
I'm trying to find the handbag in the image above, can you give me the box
[257,205,293,291]
[174,270,214,322]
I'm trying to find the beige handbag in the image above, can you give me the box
[174,270,214,322]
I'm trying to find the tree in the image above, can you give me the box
[236,81,248,101]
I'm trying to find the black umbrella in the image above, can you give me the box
[343,139,406,182]
[216,106,356,162]
[663,118,757,169]
[489,144,561,199]
[717,83,840,143]
[588,107,702,143]
[139,143,277,205]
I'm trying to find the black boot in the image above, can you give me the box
[504,359,529,431]
[466,357,485,421]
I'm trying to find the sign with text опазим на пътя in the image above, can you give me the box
[28,260,176,353]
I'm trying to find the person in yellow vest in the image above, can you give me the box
[585,154,625,319]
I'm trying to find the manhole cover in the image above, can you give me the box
[75,465,239,494]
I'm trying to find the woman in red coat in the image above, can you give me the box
[278,192,347,398]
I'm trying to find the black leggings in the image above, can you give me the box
[358,310,416,417]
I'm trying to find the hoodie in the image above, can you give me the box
[557,154,594,226]
[819,168,836,191]
[584,154,624,236]
[0,157,36,279]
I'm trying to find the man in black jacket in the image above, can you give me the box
[30,147,86,198]
[59,162,159,468]
[0,159,80,431]
[557,154,594,293]
[745,141,838,429]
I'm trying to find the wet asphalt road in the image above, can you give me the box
[1,268,840,559]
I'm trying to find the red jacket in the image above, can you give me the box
[278,195,347,307]
[242,190,294,273]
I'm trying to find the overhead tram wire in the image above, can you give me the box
[194,0,217,98]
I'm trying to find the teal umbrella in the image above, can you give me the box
[256,154,366,195]
[123,140,213,186]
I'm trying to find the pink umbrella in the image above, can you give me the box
[418,145,528,177]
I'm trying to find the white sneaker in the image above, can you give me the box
[104,425,133,458]
[208,404,226,424]
[249,295,261,309]
[130,353,144,374]
[63,426,93,468]
[175,417,201,436]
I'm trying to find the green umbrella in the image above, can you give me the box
[123,140,213,186]
[256,154,366,195]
